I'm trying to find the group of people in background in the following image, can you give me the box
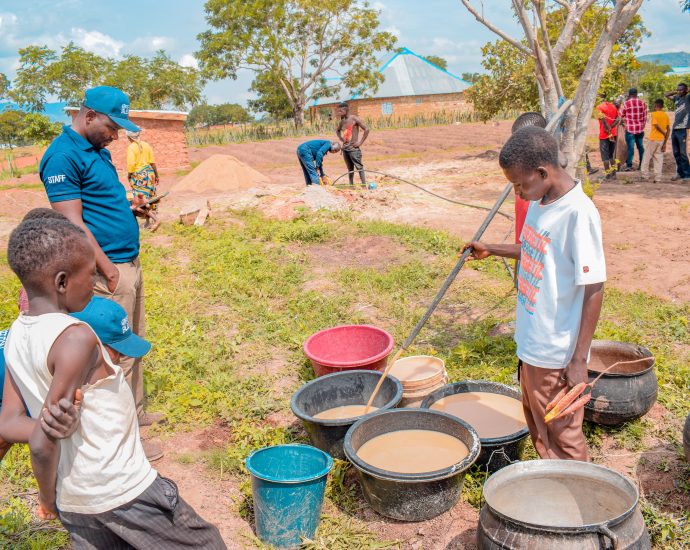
[595,83,690,182]
[296,101,373,189]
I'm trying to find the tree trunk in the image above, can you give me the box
[559,0,644,177]
[462,0,644,178]
[293,104,305,128]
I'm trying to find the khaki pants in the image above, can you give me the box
[94,258,145,417]
[640,139,664,178]
[520,361,589,461]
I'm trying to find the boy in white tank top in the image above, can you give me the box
[1,216,226,549]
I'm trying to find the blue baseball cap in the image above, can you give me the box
[83,86,140,133]
[71,297,151,358]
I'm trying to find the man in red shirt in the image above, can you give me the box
[619,88,648,171]
[595,94,620,179]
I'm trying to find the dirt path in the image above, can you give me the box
[144,426,257,547]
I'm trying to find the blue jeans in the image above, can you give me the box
[296,147,321,185]
[671,128,690,178]
[625,131,644,168]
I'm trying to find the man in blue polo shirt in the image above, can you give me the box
[39,86,164,458]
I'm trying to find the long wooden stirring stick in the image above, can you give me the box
[364,182,514,413]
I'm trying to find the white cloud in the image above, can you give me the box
[0,12,22,56]
[179,53,199,69]
[0,12,18,29]
[69,27,123,57]
[130,35,175,54]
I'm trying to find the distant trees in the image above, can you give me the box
[0,109,60,148]
[462,0,646,173]
[424,55,448,71]
[248,72,296,121]
[626,62,680,108]
[0,73,9,100]
[461,72,481,84]
[196,0,397,126]
[0,110,28,149]
[187,102,252,127]
[467,5,647,121]
[7,44,202,112]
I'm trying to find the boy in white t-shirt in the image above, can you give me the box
[464,126,606,461]
[1,217,226,549]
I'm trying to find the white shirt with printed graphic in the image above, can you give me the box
[515,182,606,369]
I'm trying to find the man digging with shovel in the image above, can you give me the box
[464,126,606,462]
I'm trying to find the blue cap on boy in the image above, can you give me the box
[71,297,151,358]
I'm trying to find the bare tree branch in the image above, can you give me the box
[512,0,538,50]
[553,0,597,61]
[512,0,558,108]
[562,0,644,174]
[534,0,564,98]
[460,0,534,57]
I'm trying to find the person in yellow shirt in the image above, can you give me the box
[126,130,161,231]
[640,99,670,182]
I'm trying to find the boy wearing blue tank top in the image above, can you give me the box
[0,217,225,549]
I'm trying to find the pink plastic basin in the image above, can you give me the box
[304,325,395,377]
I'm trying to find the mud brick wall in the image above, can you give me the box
[68,110,189,176]
[313,92,472,121]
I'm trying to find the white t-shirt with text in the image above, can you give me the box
[515,182,606,369]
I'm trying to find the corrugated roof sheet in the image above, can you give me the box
[312,48,470,107]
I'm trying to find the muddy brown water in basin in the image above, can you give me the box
[490,474,632,527]
[356,429,469,474]
[313,404,378,420]
[430,392,527,439]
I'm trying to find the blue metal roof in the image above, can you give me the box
[312,47,471,107]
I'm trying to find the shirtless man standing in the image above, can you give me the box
[336,102,371,187]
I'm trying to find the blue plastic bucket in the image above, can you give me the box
[246,444,333,548]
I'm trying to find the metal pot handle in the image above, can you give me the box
[596,524,619,549]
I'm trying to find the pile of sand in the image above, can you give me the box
[173,154,269,195]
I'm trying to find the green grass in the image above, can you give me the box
[0,163,39,182]
[1,209,689,548]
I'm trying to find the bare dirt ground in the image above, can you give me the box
[179,121,690,302]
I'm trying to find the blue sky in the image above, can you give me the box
[0,0,688,109]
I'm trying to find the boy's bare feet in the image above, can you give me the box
[149,219,161,232]
[37,498,58,520]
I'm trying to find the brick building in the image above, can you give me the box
[66,108,189,176]
[309,48,472,121]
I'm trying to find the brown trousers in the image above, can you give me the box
[94,258,146,417]
[520,361,589,461]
